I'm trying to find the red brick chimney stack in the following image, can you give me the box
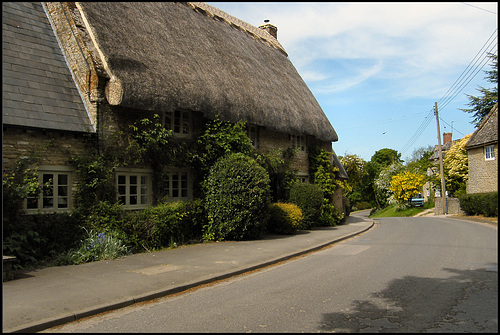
[443,132,452,145]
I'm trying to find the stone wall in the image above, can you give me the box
[434,197,465,215]
[2,127,87,170]
[467,145,498,194]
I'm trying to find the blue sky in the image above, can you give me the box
[208,2,498,162]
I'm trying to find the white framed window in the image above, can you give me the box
[291,134,306,151]
[25,166,72,212]
[163,110,191,137]
[163,170,190,200]
[485,145,495,160]
[116,169,152,209]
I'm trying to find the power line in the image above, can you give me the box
[399,29,497,155]
[439,117,466,136]
[461,2,497,15]
[399,108,434,155]
[437,29,497,111]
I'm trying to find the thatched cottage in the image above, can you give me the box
[3,2,346,213]
[465,103,498,194]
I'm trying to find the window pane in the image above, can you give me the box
[43,174,53,196]
[43,197,54,208]
[58,186,68,196]
[130,196,137,205]
[58,174,68,185]
[118,185,126,195]
[174,110,181,133]
[130,175,137,185]
[165,111,172,130]
[172,173,179,189]
[58,197,68,208]
[118,175,126,184]
[485,145,495,159]
[182,111,189,134]
[130,186,137,195]
[43,174,53,184]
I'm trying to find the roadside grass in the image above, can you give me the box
[369,202,434,218]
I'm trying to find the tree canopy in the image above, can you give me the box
[460,53,498,127]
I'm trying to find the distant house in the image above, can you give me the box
[423,132,460,201]
[465,103,498,194]
[3,3,347,215]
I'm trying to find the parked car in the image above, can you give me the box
[410,193,425,207]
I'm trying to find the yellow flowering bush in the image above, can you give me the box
[444,134,472,196]
[389,171,426,204]
[268,202,303,234]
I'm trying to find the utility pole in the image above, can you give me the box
[434,102,447,214]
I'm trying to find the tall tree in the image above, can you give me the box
[460,53,498,127]
[371,148,402,168]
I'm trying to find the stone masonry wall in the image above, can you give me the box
[434,197,465,215]
[467,145,498,194]
[257,127,309,173]
[2,127,87,170]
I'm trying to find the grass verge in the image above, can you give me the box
[369,202,434,218]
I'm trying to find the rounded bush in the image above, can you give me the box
[268,202,303,234]
[289,182,324,229]
[204,153,271,241]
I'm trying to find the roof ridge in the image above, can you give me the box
[465,102,498,148]
[186,2,287,56]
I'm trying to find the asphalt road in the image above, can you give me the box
[45,216,498,333]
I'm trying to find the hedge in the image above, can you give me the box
[458,192,497,217]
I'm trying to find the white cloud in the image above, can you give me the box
[310,60,384,94]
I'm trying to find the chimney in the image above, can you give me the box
[443,132,452,145]
[259,19,277,39]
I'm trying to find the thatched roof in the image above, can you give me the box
[76,2,337,142]
[465,103,498,149]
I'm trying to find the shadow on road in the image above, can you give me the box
[318,265,498,332]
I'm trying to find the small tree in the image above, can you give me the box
[374,162,404,207]
[309,147,344,225]
[443,134,472,197]
[389,171,426,205]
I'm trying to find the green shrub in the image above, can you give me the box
[353,201,373,210]
[172,199,206,244]
[123,200,202,252]
[81,201,128,233]
[459,192,498,217]
[204,153,271,241]
[319,202,343,226]
[289,183,324,229]
[58,228,129,265]
[268,202,303,234]
[3,213,83,269]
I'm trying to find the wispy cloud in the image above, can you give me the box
[308,60,384,94]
